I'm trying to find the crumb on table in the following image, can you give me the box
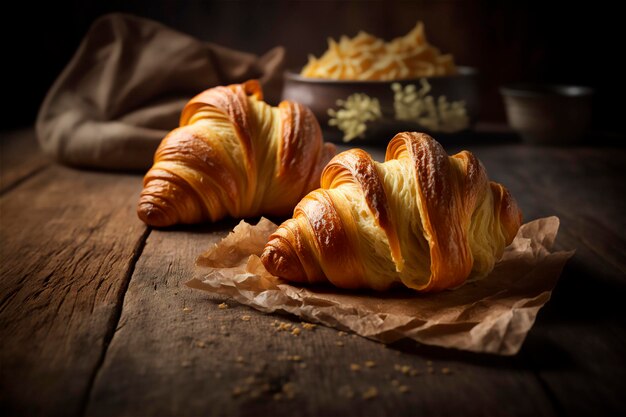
[362,387,378,400]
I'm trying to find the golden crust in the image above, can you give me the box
[321,149,403,271]
[490,182,523,244]
[137,81,335,226]
[262,132,523,292]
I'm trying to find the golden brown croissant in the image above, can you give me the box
[261,132,522,292]
[137,80,336,227]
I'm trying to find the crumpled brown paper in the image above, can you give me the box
[36,13,285,171]
[187,216,573,355]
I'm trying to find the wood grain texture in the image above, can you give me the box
[0,128,51,194]
[86,219,556,417]
[2,134,625,416]
[461,144,626,417]
[0,165,147,416]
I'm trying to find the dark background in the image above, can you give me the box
[4,0,624,137]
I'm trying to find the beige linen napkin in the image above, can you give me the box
[36,13,285,171]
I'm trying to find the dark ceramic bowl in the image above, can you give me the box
[500,84,593,145]
[282,67,480,143]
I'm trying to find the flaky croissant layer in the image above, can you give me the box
[138,80,336,227]
[261,132,522,292]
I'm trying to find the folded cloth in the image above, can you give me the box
[36,13,285,171]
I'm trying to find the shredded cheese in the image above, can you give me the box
[302,22,456,80]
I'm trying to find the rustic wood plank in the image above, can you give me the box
[0,128,51,194]
[4,134,623,416]
[86,222,557,417]
[464,144,626,416]
[0,165,148,416]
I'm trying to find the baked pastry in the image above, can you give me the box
[137,80,336,227]
[261,132,522,292]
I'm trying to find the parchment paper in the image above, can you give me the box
[187,217,573,355]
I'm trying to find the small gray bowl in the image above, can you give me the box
[500,84,593,145]
[282,67,480,143]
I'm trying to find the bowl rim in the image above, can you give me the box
[500,83,594,98]
[284,65,478,84]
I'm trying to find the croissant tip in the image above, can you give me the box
[261,238,308,283]
[137,201,175,228]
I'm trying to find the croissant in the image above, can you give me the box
[137,80,336,227]
[261,132,522,292]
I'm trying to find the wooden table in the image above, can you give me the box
[1,128,625,417]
